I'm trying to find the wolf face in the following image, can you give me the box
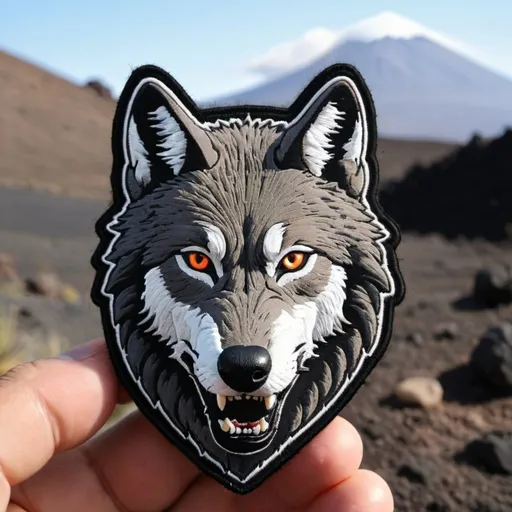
[91,63,404,493]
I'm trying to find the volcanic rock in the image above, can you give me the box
[459,431,512,475]
[473,264,512,306]
[397,457,438,485]
[470,323,512,392]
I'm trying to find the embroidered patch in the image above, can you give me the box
[91,63,405,494]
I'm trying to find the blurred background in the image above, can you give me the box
[1,1,512,510]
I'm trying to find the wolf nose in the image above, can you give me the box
[217,346,272,393]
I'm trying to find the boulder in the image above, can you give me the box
[473,264,512,306]
[470,323,512,392]
[460,431,512,475]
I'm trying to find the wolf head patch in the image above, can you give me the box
[91,63,404,494]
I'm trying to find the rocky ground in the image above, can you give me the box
[343,235,512,511]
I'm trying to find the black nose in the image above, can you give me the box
[217,346,272,393]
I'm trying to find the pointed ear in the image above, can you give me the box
[118,71,219,198]
[273,72,369,198]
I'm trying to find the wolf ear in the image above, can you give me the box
[119,73,218,198]
[273,73,368,198]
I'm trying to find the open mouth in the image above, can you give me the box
[213,393,278,437]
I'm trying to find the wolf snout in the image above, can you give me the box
[217,346,272,393]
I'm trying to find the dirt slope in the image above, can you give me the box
[0,50,115,198]
[0,50,459,200]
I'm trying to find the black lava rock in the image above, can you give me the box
[460,431,512,475]
[397,457,438,485]
[470,323,512,392]
[473,264,512,307]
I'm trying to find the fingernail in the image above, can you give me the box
[56,338,106,361]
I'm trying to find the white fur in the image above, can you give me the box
[262,302,318,395]
[148,106,187,175]
[127,117,151,185]
[263,223,286,276]
[313,264,349,340]
[261,263,348,395]
[342,116,363,163]
[303,102,345,176]
[140,267,231,395]
[198,222,226,263]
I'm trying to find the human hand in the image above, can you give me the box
[0,338,393,511]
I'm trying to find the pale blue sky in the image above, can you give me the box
[2,0,511,101]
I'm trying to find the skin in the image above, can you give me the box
[0,338,394,512]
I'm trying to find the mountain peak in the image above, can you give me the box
[247,12,475,79]
[340,11,434,42]
[218,17,512,143]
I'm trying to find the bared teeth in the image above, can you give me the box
[216,394,227,411]
[219,418,236,434]
[219,417,269,435]
[264,395,276,410]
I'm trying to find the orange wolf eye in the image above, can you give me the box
[280,252,306,271]
[187,252,211,271]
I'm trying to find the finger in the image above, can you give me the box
[10,412,201,512]
[81,412,201,511]
[308,469,394,512]
[0,338,122,487]
[170,416,364,512]
[255,416,364,509]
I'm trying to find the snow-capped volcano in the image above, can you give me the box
[212,12,512,142]
[246,12,479,80]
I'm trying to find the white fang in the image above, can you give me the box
[303,102,345,176]
[127,117,151,185]
[148,106,187,175]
